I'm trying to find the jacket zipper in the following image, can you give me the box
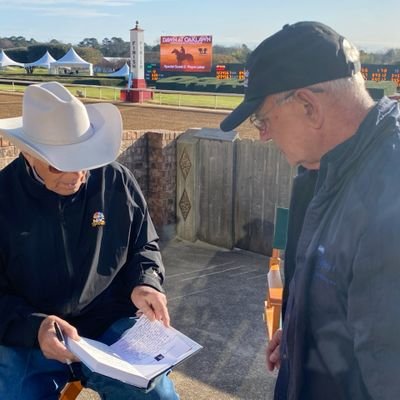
[58,199,75,313]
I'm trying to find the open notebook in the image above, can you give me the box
[66,315,202,389]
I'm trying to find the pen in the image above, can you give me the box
[53,321,78,380]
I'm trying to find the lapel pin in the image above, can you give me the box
[92,211,106,227]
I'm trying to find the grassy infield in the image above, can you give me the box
[0,69,243,110]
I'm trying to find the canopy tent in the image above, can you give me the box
[108,63,130,78]
[25,51,57,69]
[49,47,93,76]
[0,50,24,68]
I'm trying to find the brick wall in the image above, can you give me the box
[117,130,182,233]
[146,131,181,229]
[117,130,149,196]
[0,136,19,169]
[0,130,182,236]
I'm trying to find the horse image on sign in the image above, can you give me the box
[172,48,194,65]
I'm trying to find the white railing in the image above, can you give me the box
[0,78,243,110]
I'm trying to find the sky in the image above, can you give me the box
[0,0,399,52]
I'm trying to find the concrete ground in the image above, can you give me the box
[78,238,277,400]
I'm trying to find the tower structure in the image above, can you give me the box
[125,21,151,102]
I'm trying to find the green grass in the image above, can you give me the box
[150,92,242,109]
[0,82,243,109]
[69,86,122,101]
[0,83,26,93]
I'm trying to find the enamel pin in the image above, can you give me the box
[92,211,106,227]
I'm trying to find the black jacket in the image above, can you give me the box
[276,98,400,399]
[0,156,164,347]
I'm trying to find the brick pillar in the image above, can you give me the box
[118,130,149,197]
[147,131,180,239]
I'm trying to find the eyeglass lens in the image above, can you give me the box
[48,165,64,174]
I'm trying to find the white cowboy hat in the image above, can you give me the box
[0,81,122,171]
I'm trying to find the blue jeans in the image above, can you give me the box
[0,318,179,400]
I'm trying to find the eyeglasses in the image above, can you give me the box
[48,165,86,175]
[48,165,64,174]
[250,102,282,132]
[250,87,325,132]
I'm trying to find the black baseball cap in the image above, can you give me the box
[220,21,361,132]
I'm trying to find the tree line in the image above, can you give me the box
[1,36,399,66]
[0,36,252,66]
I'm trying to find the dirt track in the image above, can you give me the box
[0,92,258,139]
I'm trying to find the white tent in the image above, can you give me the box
[25,51,56,69]
[49,47,93,76]
[108,63,130,78]
[0,50,24,68]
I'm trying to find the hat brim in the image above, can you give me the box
[220,97,264,132]
[0,103,122,171]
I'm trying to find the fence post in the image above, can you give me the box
[176,128,201,241]
[176,128,238,248]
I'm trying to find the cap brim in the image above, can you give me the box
[220,97,264,132]
[0,103,122,171]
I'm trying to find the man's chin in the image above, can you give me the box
[299,161,320,170]
[50,185,82,196]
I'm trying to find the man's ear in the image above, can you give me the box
[293,88,324,129]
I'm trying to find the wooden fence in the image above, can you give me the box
[177,128,294,255]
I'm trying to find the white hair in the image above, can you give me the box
[277,72,374,108]
[310,72,373,106]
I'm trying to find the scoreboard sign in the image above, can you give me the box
[361,64,400,87]
[160,35,212,72]
[215,64,245,80]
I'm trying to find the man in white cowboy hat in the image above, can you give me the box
[0,82,179,399]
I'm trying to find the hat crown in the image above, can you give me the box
[246,21,360,100]
[22,82,93,145]
[220,21,361,132]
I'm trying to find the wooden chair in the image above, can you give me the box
[59,381,84,400]
[264,207,288,340]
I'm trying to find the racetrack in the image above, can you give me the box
[0,92,258,140]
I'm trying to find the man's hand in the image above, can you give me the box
[266,329,282,371]
[38,315,80,363]
[131,285,170,327]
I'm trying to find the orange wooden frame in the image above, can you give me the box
[264,248,283,340]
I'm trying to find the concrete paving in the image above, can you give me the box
[78,238,277,400]
[161,238,277,400]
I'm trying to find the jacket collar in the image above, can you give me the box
[316,97,399,192]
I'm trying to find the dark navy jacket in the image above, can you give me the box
[0,156,164,347]
[276,98,400,399]
[282,167,318,319]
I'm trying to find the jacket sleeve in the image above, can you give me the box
[348,210,400,399]
[283,168,318,318]
[0,250,46,347]
[119,169,165,294]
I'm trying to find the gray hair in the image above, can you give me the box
[277,72,374,108]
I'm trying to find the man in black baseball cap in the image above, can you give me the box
[225,22,400,400]
[220,21,361,132]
